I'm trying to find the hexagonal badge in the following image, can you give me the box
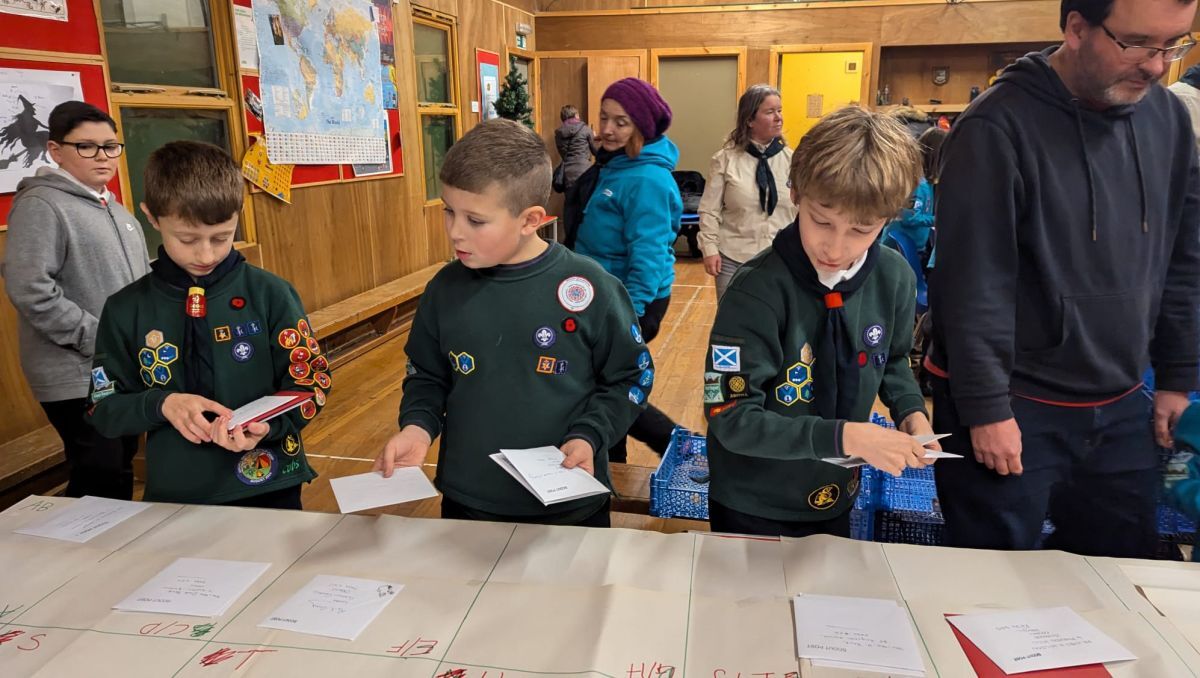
[775,383,798,406]
[155,342,179,365]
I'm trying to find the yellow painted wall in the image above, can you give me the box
[779,51,864,142]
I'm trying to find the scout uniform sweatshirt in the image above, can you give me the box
[88,257,327,504]
[400,242,651,521]
[705,239,927,522]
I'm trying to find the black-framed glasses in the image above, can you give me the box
[59,141,126,159]
[1100,24,1196,63]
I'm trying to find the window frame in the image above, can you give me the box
[411,8,461,206]
[100,0,256,244]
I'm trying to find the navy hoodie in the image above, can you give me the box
[929,47,1200,426]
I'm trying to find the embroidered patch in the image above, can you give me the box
[151,364,171,385]
[299,400,317,420]
[247,320,263,335]
[282,460,301,476]
[775,382,798,406]
[863,323,885,348]
[236,449,275,485]
[536,356,557,374]
[231,341,255,363]
[554,359,569,375]
[233,324,248,339]
[310,355,329,373]
[627,385,646,405]
[140,368,153,387]
[799,382,815,403]
[533,326,556,349]
[786,362,811,387]
[230,297,246,310]
[703,372,724,404]
[872,352,888,368]
[708,401,737,417]
[314,386,327,407]
[561,317,578,333]
[283,434,301,456]
[138,348,157,369]
[295,377,315,387]
[145,330,164,349]
[156,343,178,365]
[91,366,112,391]
[808,483,840,510]
[557,276,595,312]
[213,326,232,342]
[450,351,476,375]
[857,351,868,367]
[631,323,644,344]
[404,360,417,376]
[298,318,312,337]
[637,350,652,371]
[711,344,741,372]
[847,470,861,496]
[639,368,655,389]
[290,347,312,364]
[91,384,115,403]
[801,342,814,365]
[279,329,301,349]
[289,361,311,379]
[725,372,749,399]
[314,372,332,389]
[306,336,321,354]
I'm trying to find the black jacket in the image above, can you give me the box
[929,47,1200,426]
[554,119,594,189]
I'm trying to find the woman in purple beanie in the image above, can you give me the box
[572,77,683,461]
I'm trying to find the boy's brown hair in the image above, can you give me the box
[440,118,551,215]
[789,106,921,224]
[144,141,243,224]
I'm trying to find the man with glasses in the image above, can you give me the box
[2,101,149,500]
[926,0,1200,557]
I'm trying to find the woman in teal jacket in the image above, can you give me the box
[575,78,683,461]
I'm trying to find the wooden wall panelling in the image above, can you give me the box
[0,235,51,443]
[878,42,1054,108]
[537,56,588,221]
[584,52,647,132]
[746,47,772,90]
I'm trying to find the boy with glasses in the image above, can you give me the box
[2,100,150,500]
[927,0,1200,557]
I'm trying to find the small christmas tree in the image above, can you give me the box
[494,55,534,128]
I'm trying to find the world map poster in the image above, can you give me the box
[254,0,388,165]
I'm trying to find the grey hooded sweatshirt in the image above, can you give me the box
[3,168,150,402]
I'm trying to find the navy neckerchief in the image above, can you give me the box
[151,247,245,400]
[746,137,787,216]
[772,220,879,419]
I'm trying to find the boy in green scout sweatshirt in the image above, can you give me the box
[705,106,940,537]
[88,141,328,509]
[373,119,649,527]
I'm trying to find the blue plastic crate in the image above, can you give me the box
[875,509,945,546]
[649,427,710,520]
[850,508,875,541]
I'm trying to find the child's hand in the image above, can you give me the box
[560,438,595,476]
[842,422,928,477]
[373,425,432,478]
[209,416,270,452]
[898,411,940,460]
[162,393,233,444]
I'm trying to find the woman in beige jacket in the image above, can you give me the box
[698,84,798,298]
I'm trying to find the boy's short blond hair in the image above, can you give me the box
[144,141,243,224]
[439,118,551,215]
[789,106,921,224]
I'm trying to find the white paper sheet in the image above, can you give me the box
[793,594,925,674]
[329,468,438,513]
[258,574,400,640]
[227,392,311,430]
[493,447,611,506]
[234,5,259,70]
[15,496,150,543]
[823,433,958,468]
[810,658,925,676]
[946,607,1137,674]
[113,558,270,618]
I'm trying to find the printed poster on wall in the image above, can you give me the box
[0,0,67,21]
[350,116,393,177]
[253,0,388,165]
[372,0,398,110]
[234,5,260,71]
[0,68,83,194]
[477,49,500,121]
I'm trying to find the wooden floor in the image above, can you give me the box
[295,258,717,530]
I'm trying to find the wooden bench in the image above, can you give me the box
[308,263,443,368]
[0,425,66,510]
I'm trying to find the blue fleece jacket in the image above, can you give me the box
[575,136,682,316]
[1167,403,1200,561]
[883,177,934,252]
